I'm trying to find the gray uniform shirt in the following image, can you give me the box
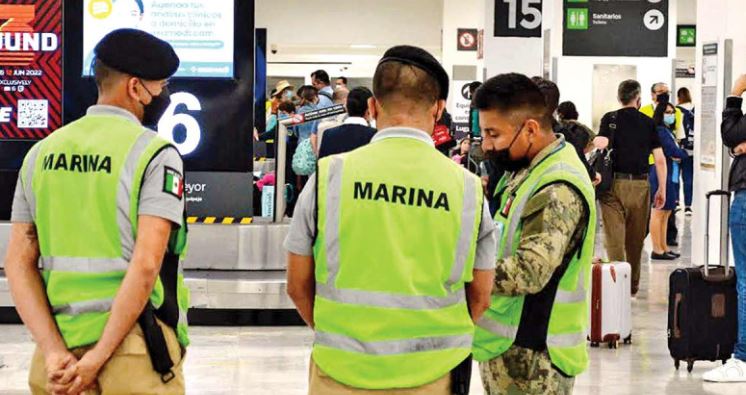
[284,127,497,271]
[11,105,184,227]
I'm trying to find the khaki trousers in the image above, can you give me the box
[308,359,451,395]
[599,178,651,294]
[30,319,185,395]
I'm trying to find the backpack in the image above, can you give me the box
[589,111,617,195]
[677,106,695,151]
[292,138,317,176]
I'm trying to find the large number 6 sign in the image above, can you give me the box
[157,92,202,155]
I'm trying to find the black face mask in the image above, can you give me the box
[139,81,171,127]
[485,122,532,172]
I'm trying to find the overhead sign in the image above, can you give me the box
[494,0,543,38]
[563,0,669,57]
[677,25,696,47]
[0,0,62,140]
[457,28,478,51]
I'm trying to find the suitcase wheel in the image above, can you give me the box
[608,340,619,349]
[687,360,694,373]
[674,360,680,370]
[590,342,599,348]
[623,335,632,345]
[723,359,728,365]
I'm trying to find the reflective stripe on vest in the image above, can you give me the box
[41,257,129,272]
[316,331,473,356]
[318,155,477,311]
[53,298,113,315]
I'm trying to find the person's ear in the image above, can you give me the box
[368,97,379,120]
[127,77,141,102]
[524,119,543,143]
[435,99,446,123]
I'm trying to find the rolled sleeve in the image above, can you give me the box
[138,147,185,226]
[10,175,32,223]
[283,175,317,256]
[474,200,497,270]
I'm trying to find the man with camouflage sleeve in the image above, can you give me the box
[471,74,597,395]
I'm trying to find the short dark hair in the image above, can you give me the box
[474,73,551,128]
[531,76,560,114]
[93,58,124,90]
[678,87,692,104]
[468,81,482,95]
[618,80,641,105]
[297,85,318,102]
[278,101,296,114]
[311,70,330,85]
[336,76,348,85]
[346,87,373,118]
[373,61,440,110]
[557,101,579,121]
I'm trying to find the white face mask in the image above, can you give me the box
[370,119,377,129]
[335,84,343,90]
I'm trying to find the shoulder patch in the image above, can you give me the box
[163,166,184,199]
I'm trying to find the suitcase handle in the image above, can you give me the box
[673,293,682,339]
[704,190,731,280]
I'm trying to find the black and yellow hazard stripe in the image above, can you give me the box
[187,217,253,225]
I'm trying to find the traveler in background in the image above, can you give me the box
[311,69,334,108]
[532,77,597,183]
[318,87,376,159]
[451,136,479,174]
[641,82,686,140]
[474,73,597,395]
[703,73,746,382]
[557,100,598,171]
[677,87,696,215]
[258,102,296,142]
[285,45,495,394]
[314,87,350,153]
[295,85,320,143]
[435,107,456,156]
[648,101,687,260]
[469,81,483,138]
[335,76,348,90]
[594,79,667,296]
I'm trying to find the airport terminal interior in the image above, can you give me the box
[4,0,746,393]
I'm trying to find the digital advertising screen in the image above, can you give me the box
[65,0,255,173]
[0,0,62,140]
[82,0,235,78]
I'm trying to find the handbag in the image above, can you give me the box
[589,111,617,194]
[432,124,453,147]
[292,137,317,176]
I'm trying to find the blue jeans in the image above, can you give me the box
[682,155,694,207]
[730,191,746,361]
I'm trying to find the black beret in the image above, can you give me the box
[94,28,179,80]
[378,45,449,100]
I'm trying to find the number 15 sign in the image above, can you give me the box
[495,0,543,38]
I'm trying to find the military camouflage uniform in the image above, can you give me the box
[481,137,588,395]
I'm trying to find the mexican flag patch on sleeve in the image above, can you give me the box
[163,167,184,199]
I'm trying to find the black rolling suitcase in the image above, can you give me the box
[668,190,738,372]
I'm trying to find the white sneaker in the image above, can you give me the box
[703,357,746,382]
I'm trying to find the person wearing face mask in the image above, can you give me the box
[6,29,190,394]
[593,79,667,296]
[648,101,688,260]
[285,45,495,394]
[472,73,596,395]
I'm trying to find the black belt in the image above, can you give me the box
[614,172,648,180]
